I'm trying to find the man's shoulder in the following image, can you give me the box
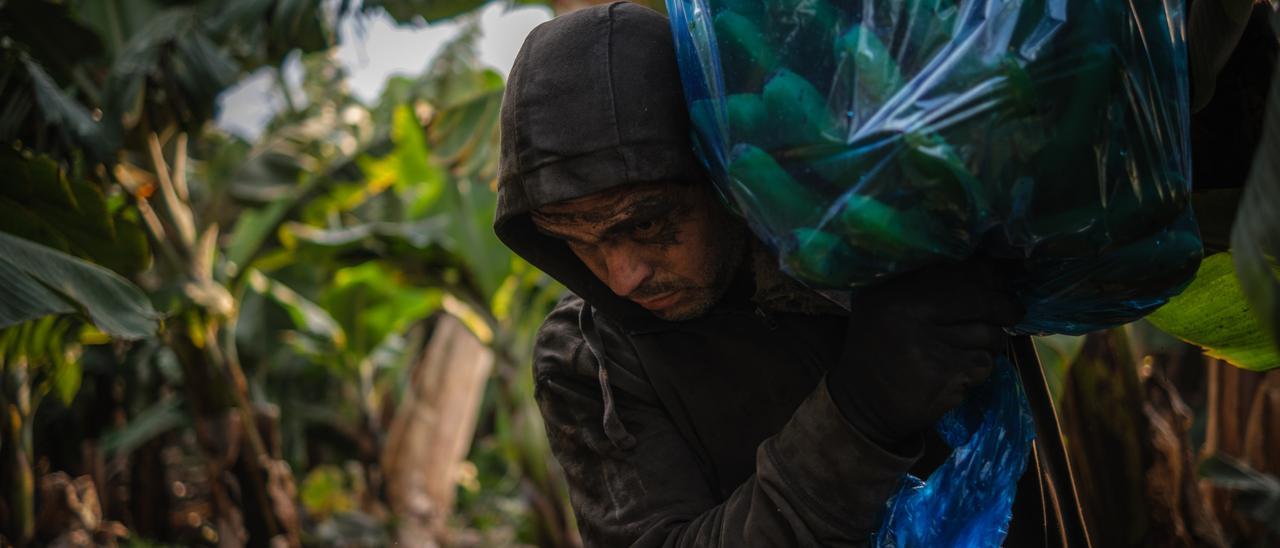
[533,293,594,381]
[534,293,646,383]
[537,293,587,341]
[534,291,585,346]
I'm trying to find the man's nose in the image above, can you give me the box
[601,245,652,297]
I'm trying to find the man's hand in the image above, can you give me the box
[828,259,1024,449]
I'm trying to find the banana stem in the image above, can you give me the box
[147,133,197,250]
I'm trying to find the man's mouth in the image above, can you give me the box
[632,289,681,310]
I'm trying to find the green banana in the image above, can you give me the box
[727,144,826,231]
[763,69,838,149]
[786,228,861,286]
[714,11,779,93]
[837,193,952,257]
[999,55,1037,116]
[833,24,903,108]
[902,0,959,64]
[763,0,843,85]
[899,132,988,223]
[726,93,776,149]
[717,0,765,24]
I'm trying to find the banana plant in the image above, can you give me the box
[1146,5,1280,372]
[0,234,160,545]
[239,26,576,541]
[0,0,338,544]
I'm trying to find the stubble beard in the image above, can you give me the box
[651,218,749,322]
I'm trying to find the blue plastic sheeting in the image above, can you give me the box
[874,358,1036,547]
[667,0,1201,336]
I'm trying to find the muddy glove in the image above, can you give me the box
[828,259,1024,449]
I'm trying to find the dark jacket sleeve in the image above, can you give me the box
[533,300,922,547]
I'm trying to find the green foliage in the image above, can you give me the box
[1230,12,1280,362]
[102,6,241,131]
[1032,334,1085,403]
[307,512,392,547]
[227,197,303,273]
[122,538,184,548]
[427,69,504,181]
[9,55,117,163]
[100,396,187,456]
[2,1,106,79]
[249,270,349,351]
[299,465,358,519]
[357,105,446,214]
[0,0,342,169]
[0,1,572,543]
[1147,253,1279,371]
[321,262,441,359]
[0,317,81,406]
[0,232,160,339]
[365,0,502,24]
[207,0,333,65]
[0,151,150,275]
[0,1,113,162]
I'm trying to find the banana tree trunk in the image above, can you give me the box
[1058,329,1239,547]
[382,313,494,544]
[1,356,35,546]
[1202,360,1280,542]
[1,391,34,546]
[1058,329,1165,547]
[170,321,303,548]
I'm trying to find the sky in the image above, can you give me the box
[215,2,552,141]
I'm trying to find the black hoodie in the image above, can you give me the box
[493,3,1060,546]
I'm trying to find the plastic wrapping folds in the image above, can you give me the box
[875,358,1036,547]
[667,0,1202,336]
[667,0,1199,544]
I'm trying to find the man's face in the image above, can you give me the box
[532,182,746,321]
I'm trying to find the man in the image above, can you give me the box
[494,3,1054,545]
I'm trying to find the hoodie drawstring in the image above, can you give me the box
[578,305,638,452]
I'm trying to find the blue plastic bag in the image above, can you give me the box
[874,358,1036,547]
[665,0,1198,544]
[666,0,1201,336]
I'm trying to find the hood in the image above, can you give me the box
[494,1,707,326]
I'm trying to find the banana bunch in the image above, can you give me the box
[672,0,1201,334]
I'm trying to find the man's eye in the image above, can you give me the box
[631,219,662,238]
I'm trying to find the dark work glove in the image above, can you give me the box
[828,259,1024,449]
